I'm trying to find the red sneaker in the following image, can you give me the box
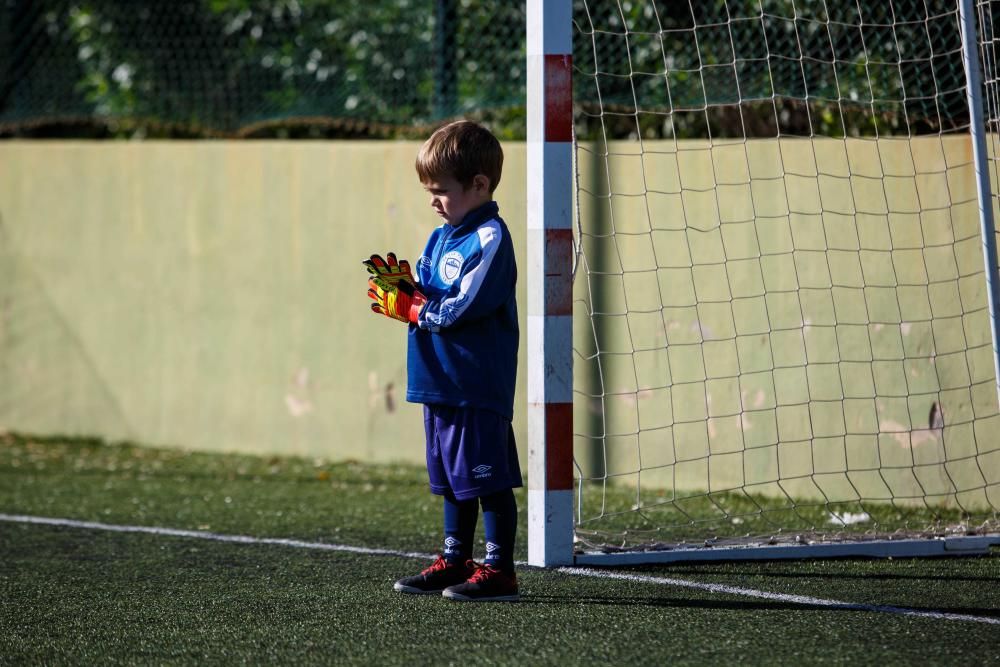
[394,556,476,595]
[442,563,520,602]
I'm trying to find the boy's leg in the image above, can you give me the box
[442,490,478,564]
[442,487,519,602]
[479,488,517,573]
[427,406,521,601]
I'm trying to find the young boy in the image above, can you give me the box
[364,120,521,602]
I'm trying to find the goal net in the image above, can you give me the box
[568,0,1000,560]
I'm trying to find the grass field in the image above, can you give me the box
[2,433,998,665]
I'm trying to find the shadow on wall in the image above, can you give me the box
[0,213,134,441]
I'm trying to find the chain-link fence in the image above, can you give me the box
[1,0,525,137]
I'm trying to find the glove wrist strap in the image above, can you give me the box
[408,300,422,325]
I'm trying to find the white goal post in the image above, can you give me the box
[527,0,1000,566]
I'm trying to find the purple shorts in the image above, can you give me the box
[424,404,523,501]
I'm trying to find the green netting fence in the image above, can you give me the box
[0,1,981,138]
[1,0,525,137]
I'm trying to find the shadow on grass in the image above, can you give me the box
[518,593,1000,618]
[0,431,430,488]
[656,561,1000,585]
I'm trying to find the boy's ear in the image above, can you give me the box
[472,174,491,194]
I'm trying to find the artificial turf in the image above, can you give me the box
[1,434,998,665]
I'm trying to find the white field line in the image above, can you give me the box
[0,513,434,560]
[556,567,1000,625]
[3,512,998,626]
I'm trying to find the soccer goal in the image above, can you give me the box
[527,0,1000,566]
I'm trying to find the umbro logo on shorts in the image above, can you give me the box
[472,464,492,479]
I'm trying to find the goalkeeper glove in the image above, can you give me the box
[362,252,415,288]
[368,276,426,325]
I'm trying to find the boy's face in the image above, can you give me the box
[422,174,491,226]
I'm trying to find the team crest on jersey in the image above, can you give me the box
[439,251,464,285]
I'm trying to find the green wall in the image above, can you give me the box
[0,141,527,465]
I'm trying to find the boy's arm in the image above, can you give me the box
[418,221,514,332]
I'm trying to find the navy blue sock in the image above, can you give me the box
[442,491,478,564]
[480,488,517,573]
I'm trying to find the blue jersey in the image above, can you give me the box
[406,201,519,420]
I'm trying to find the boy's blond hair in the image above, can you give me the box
[415,120,504,193]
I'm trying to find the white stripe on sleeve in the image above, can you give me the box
[420,221,501,330]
